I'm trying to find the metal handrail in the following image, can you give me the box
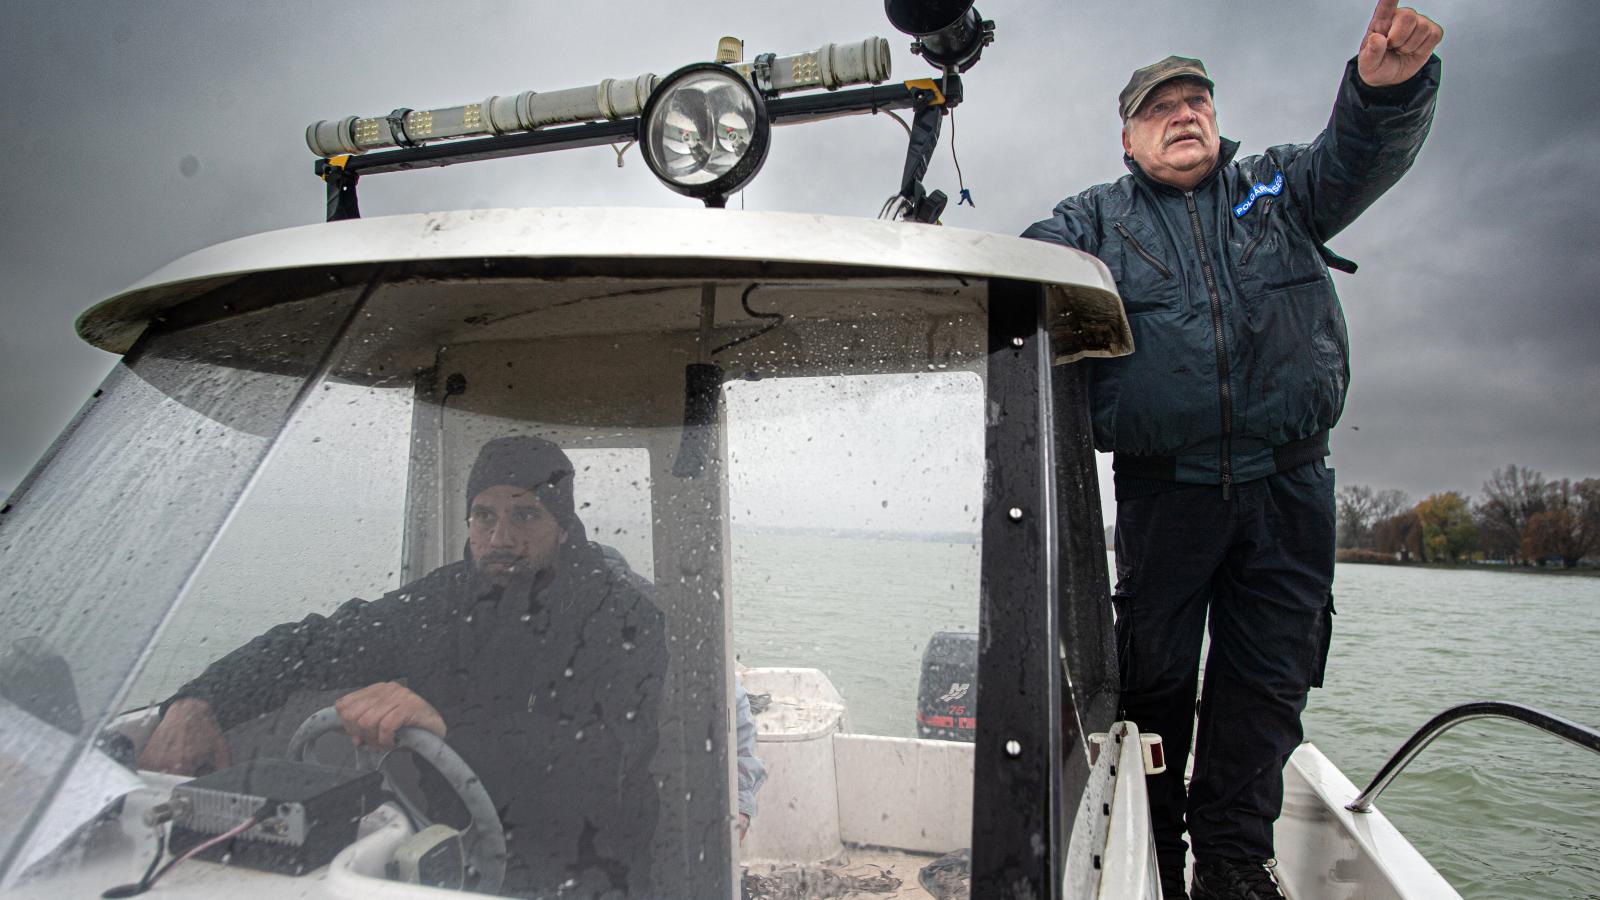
[1347,701,1600,812]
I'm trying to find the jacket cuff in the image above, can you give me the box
[164,676,244,731]
[1347,55,1441,105]
[158,690,226,728]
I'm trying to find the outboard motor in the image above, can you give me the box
[916,631,977,741]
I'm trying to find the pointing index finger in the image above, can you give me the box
[1368,0,1399,35]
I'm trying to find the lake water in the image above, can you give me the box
[731,535,1600,900]
[1304,563,1600,899]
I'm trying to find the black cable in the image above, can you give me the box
[950,110,973,207]
[711,284,784,356]
[438,370,467,432]
[100,829,165,898]
[139,816,260,894]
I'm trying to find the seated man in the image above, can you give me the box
[139,435,668,898]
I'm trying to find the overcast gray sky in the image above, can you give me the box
[3,1,1597,519]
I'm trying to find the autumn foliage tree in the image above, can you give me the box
[1522,510,1583,568]
[1474,465,1551,563]
[1415,492,1479,563]
[1346,470,1595,568]
[1375,509,1424,562]
[1520,478,1600,568]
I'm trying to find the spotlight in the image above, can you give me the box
[885,0,994,73]
[638,64,771,208]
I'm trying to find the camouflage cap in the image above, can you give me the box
[1119,55,1214,122]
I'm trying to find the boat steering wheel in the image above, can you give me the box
[286,707,507,894]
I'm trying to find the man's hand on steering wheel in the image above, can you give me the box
[288,697,504,893]
[334,681,446,751]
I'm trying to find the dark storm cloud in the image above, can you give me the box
[1323,2,1600,497]
[1,0,1596,511]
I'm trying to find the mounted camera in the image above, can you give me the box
[886,0,995,73]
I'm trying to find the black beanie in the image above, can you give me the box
[466,436,578,528]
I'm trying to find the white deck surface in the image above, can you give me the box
[743,847,953,899]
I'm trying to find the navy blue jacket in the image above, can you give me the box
[1024,58,1439,492]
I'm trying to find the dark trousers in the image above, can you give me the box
[1113,461,1335,867]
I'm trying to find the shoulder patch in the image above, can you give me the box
[1233,172,1284,218]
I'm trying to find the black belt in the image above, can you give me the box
[1113,429,1329,483]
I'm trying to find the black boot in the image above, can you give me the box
[1190,858,1283,900]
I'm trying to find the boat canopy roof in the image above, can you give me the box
[76,207,1128,358]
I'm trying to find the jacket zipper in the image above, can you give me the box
[1185,191,1233,499]
[1239,198,1274,268]
[1114,223,1174,279]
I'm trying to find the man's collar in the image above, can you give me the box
[1124,137,1240,193]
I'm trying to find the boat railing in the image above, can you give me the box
[1347,700,1600,813]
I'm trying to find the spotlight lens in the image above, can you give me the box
[648,73,759,186]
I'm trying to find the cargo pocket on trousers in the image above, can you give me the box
[1310,591,1336,689]
[1114,615,1137,715]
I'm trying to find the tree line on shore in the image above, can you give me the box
[1337,465,1600,569]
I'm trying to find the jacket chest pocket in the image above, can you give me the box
[1109,219,1182,317]
[1232,198,1327,295]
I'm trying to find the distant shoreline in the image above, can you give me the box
[1335,558,1600,578]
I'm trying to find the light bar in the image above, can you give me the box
[306,75,657,157]
[727,38,891,95]
[306,37,893,158]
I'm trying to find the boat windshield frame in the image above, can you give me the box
[3,213,1127,897]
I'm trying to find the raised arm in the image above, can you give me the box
[1358,0,1444,89]
[1283,1,1443,242]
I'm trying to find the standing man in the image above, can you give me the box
[1023,3,1441,898]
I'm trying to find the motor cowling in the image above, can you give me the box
[916,630,977,741]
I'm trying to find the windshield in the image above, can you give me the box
[0,271,988,897]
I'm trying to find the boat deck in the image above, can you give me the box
[742,847,961,899]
